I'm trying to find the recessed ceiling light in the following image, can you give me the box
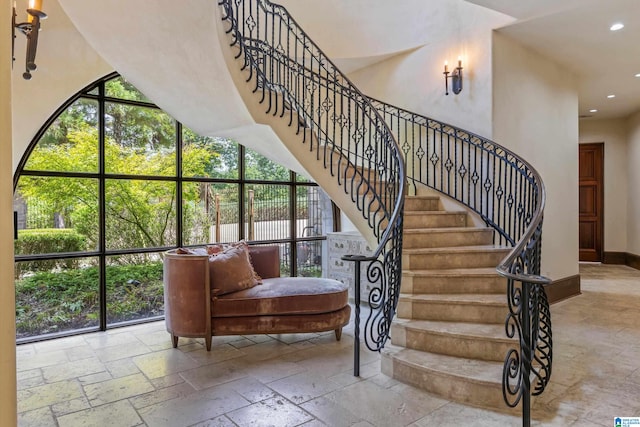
[610,23,624,31]
[589,109,598,113]
[607,94,616,98]
[635,73,640,78]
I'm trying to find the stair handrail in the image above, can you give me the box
[218,0,405,376]
[369,98,552,426]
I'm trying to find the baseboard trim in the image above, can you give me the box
[546,274,581,304]
[627,252,640,270]
[603,251,640,270]
[603,251,626,265]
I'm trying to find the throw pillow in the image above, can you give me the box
[209,243,261,295]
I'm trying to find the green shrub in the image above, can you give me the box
[15,262,164,338]
[14,229,87,276]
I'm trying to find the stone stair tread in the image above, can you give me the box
[384,344,503,384]
[406,195,440,199]
[403,245,510,254]
[403,267,502,277]
[404,210,466,216]
[403,227,491,233]
[393,319,514,342]
[399,293,506,305]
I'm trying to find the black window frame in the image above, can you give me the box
[13,72,333,344]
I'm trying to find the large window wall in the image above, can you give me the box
[13,73,332,342]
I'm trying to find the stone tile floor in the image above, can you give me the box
[16,263,640,426]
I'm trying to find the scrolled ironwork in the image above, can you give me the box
[218,0,405,375]
[368,99,552,426]
[218,1,550,423]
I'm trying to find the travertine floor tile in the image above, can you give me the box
[300,396,364,427]
[57,400,142,427]
[17,379,83,413]
[129,381,196,409]
[41,356,105,383]
[133,348,200,379]
[416,402,520,426]
[138,386,250,427]
[16,349,69,372]
[104,357,141,378]
[96,340,152,363]
[51,396,91,417]
[83,373,154,406]
[268,370,341,404]
[183,343,246,366]
[18,407,56,427]
[190,415,238,427]
[216,376,278,403]
[325,380,428,426]
[180,358,249,390]
[226,396,314,427]
[84,331,141,350]
[17,369,44,391]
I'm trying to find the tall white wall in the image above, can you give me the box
[627,112,640,255]
[579,119,629,253]
[346,0,513,138]
[492,32,579,280]
[1,0,17,423]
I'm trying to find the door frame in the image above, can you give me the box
[578,142,604,262]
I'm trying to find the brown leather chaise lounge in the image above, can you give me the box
[163,245,351,350]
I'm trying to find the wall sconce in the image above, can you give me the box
[12,0,47,80]
[443,57,463,95]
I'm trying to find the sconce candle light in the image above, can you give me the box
[443,57,463,95]
[12,0,47,80]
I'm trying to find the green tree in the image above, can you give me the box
[19,128,215,251]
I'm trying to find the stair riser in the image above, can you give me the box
[405,198,440,211]
[403,230,493,249]
[381,354,508,411]
[403,250,508,270]
[397,300,506,324]
[404,213,467,228]
[401,274,507,294]
[391,324,514,362]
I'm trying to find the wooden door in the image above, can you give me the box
[579,143,604,262]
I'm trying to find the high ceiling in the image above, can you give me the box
[468,0,640,120]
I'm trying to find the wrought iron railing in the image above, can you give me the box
[371,99,552,426]
[218,0,405,376]
[218,0,550,423]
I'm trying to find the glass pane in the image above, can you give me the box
[106,252,164,325]
[297,240,324,277]
[297,185,330,237]
[182,182,240,245]
[244,147,290,181]
[14,177,99,254]
[87,87,99,96]
[182,129,239,179]
[296,173,310,182]
[280,243,291,277]
[105,76,152,103]
[24,98,99,173]
[105,102,176,176]
[105,179,177,250]
[245,184,290,241]
[15,256,100,339]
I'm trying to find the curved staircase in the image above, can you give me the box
[383,194,515,410]
[57,0,553,421]
[213,0,552,419]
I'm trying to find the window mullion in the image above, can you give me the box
[98,80,108,332]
